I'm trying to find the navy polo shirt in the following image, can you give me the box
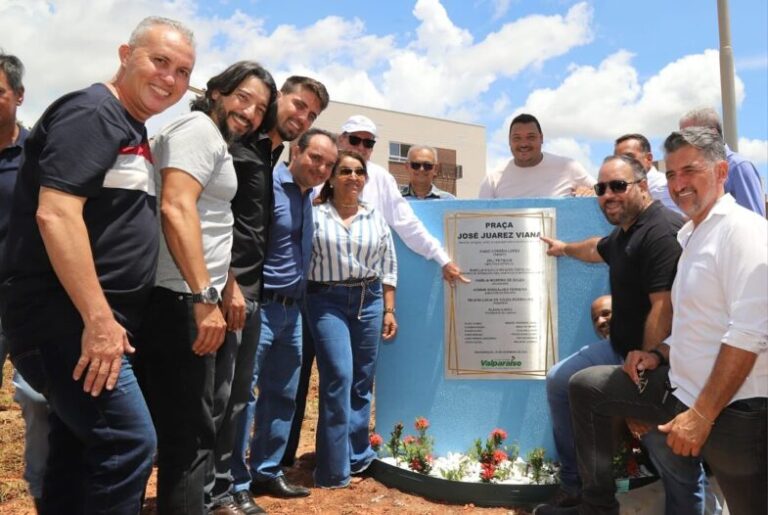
[0,125,28,265]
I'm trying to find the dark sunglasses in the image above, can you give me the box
[337,166,367,177]
[409,161,435,171]
[347,135,376,149]
[594,179,644,196]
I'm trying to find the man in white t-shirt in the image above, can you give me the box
[614,133,682,215]
[479,113,595,199]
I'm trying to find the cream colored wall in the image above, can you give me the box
[314,101,486,199]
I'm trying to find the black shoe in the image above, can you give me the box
[532,504,580,515]
[233,491,267,514]
[250,476,310,498]
[210,501,247,515]
[548,487,581,507]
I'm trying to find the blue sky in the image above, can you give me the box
[3,0,767,183]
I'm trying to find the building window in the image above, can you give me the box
[389,142,411,163]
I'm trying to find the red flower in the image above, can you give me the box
[626,457,639,477]
[410,458,423,472]
[490,428,507,443]
[480,462,496,481]
[403,435,416,445]
[492,449,508,464]
[425,454,433,463]
[414,417,430,431]
[369,433,383,450]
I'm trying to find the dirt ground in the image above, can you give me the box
[0,359,530,515]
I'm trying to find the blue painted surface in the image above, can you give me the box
[375,197,613,457]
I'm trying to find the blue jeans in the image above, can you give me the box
[233,299,302,491]
[546,339,622,493]
[10,331,156,515]
[548,343,708,514]
[134,287,215,515]
[13,370,49,499]
[569,366,750,515]
[304,281,383,488]
[207,299,260,506]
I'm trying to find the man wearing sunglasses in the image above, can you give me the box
[399,145,455,200]
[537,155,712,514]
[479,113,596,199]
[614,133,682,216]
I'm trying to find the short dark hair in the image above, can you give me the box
[509,113,542,136]
[615,133,651,154]
[317,150,367,204]
[0,50,25,95]
[602,154,647,181]
[664,128,726,164]
[281,75,330,111]
[190,61,277,124]
[296,127,336,153]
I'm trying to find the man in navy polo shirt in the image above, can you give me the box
[0,18,195,515]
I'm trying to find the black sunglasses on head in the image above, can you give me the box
[409,161,435,171]
[594,179,644,196]
[347,135,376,149]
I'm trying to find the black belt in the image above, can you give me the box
[262,290,296,306]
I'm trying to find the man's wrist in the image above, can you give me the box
[648,348,667,367]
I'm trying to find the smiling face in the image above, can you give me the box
[330,155,368,203]
[211,75,271,143]
[407,147,438,190]
[591,295,612,339]
[509,121,543,167]
[338,131,376,162]
[116,24,195,122]
[289,133,337,192]
[596,159,648,229]
[274,86,321,143]
[665,145,727,225]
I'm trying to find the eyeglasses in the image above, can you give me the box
[347,135,376,149]
[594,179,644,196]
[409,161,435,172]
[337,166,367,177]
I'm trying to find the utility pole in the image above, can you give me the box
[717,0,739,150]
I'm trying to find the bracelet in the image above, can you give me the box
[384,307,395,314]
[648,348,667,367]
[691,406,715,426]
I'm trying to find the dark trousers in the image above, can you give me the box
[134,287,215,515]
[569,364,767,515]
[10,331,155,515]
[282,314,315,466]
[206,299,261,506]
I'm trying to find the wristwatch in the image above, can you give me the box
[192,284,220,305]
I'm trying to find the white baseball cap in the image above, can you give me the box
[340,115,377,136]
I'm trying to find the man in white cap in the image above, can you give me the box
[282,113,469,467]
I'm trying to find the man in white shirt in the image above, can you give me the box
[535,127,767,515]
[614,133,682,216]
[478,113,595,198]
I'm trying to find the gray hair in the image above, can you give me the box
[407,144,439,163]
[129,16,195,48]
[663,127,726,164]
[0,50,24,95]
[679,107,723,138]
[602,154,646,181]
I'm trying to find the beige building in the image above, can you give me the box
[314,101,486,199]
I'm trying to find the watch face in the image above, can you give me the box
[204,286,220,304]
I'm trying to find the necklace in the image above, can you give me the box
[333,201,358,209]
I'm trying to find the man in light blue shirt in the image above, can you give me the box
[237,128,337,500]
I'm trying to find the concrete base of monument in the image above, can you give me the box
[368,459,658,509]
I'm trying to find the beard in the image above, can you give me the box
[213,103,247,145]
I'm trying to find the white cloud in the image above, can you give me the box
[739,138,768,164]
[490,0,512,20]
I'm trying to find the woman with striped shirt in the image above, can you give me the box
[305,150,398,488]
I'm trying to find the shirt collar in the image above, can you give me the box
[274,161,295,186]
[623,199,660,232]
[404,183,440,199]
[677,194,735,243]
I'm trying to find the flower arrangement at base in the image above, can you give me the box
[374,419,559,485]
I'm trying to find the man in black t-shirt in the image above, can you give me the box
[0,17,195,515]
[538,155,709,514]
